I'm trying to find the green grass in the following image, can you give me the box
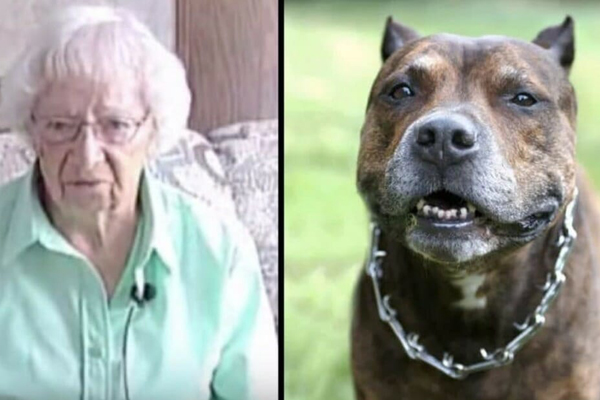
[284,1,600,399]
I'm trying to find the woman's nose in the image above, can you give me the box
[74,127,105,167]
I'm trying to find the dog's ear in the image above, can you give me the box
[382,16,420,62]
[533,16,574,73]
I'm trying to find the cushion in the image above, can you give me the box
[147,129,237,216]
[0,133,35,185]
[205,119,279,327]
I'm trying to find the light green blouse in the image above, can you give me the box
[0,165,278,400]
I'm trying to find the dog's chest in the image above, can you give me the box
[450,273,487,310]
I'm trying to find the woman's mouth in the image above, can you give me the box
[67,180,107,187]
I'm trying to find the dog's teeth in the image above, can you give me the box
[417,203,471,221]
[423,205,431,216]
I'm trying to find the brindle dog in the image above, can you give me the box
[352,16,600,400]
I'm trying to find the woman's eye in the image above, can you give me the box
[47,121,70,131]
[511,93,537,107]
[107,119,131,130]
[389,83,415,101]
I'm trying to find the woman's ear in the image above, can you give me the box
[25,119,43,155]
[146,119,160,158]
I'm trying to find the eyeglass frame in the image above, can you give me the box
[29,112,150,145]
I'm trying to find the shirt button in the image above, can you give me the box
[89,346,104,359]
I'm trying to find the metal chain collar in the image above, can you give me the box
[366,189,578,379]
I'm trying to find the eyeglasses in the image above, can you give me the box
[30,113,149,145]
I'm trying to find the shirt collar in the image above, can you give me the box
[139,168,178,273]
[2,166,39,265]
[2,165,178,273]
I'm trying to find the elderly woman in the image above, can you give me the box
[0,6,277,400]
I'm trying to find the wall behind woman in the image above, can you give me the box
[176,0,279,132]
[0,0,173,71]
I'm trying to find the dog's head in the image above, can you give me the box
[357,17,577,266]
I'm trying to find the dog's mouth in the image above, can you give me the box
[404,189,558,238]
[385,188,562,264]
[410,190,485,227]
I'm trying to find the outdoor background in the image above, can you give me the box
[284,0,600,399]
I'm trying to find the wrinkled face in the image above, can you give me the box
[357,33,577,265]
[29,74,154,215]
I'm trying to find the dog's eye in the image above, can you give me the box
[389,83,414,100]
[511,93,537,107]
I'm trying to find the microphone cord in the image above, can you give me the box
[122,282,156,400]
[122,304,136,400]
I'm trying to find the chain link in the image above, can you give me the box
[366,189,578,379]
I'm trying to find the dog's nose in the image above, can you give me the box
[413,115,478,167]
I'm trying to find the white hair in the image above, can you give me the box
[0,5,191,154]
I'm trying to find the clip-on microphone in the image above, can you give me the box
[130,283,156,306]
[123,268,157,400]
[131,268,156,306]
